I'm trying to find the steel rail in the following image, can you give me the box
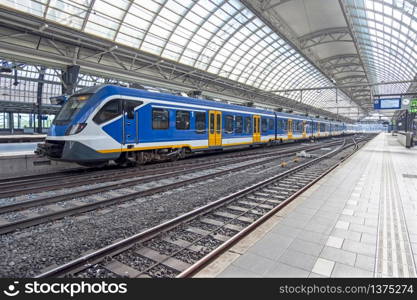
[178,139,368,277]
[35,137,370,278]
[0,138,344,197]
[0,140,343,234]
[0,139,345,215]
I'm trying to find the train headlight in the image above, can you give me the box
[66,123,87,135]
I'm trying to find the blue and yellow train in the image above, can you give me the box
[37,85,356,166]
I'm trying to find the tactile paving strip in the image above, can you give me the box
[375,154,417,277]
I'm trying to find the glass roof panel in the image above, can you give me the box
[1,0,383,116]
[343,0,417,95]
[2,0,47,17]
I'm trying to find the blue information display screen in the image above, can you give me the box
[373,98,401,110]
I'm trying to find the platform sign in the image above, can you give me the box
[373,98,401,110]
[410,99,417,113]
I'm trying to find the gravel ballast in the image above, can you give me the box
[0,141,348,277]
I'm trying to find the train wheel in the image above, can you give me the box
[169,154,179,162]
[179,147,187,159]
[77,161,108,168]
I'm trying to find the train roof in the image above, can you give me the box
[75,85,341,123]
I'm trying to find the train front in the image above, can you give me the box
[36,93,91,160]
[36,88,119,166]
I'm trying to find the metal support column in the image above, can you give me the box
[8,112,13,134]
[336,88,338,119]
[36,66,46,134]
[405,110,408,133]
[61,65,80,95]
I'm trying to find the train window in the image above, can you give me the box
[261,118,268,133]
[216,114,221,133]
[195,112,206,133]
[244,117,252,134]
[297,121,303,132]
[55,94,91,125]
[152,108,169,129]
[225,115,234,133]
[269,119,274,130]
[277,119,283,131]
[93,99,122,125]
[124,100,142,119]
[210,113,214,134]
[235,116,243,134]
[176,110,190,130]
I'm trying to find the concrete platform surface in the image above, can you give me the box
[0,134,46,144]
[195,133,417,278]
[0,142,38,156]
[0,134,46,139]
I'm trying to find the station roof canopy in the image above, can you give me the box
[244,0,417,118]
[1,0,416,120]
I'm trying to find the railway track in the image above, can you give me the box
[35,135,373,278]
[0,138,346,198]
[0,138,307,186]
[0,139,343,235]
[0,138,346,195]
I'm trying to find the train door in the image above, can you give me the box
[253,115,261,143]
[288,119,293,139]
[123,100,141,145]
[209,110,222,147]
[302,120,307,138]
[317,121,321,137]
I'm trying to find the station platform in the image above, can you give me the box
[0,134,46,143]
[196,133,417,278]
[0,142,38,157]
[0,139,79,178]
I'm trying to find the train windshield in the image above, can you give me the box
[54,94,91,125]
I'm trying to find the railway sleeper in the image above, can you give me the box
[227,205,264,216]
[268,188,292,195]
[274,185,300,192]
[185,227,230,242]
[270,194,291,201]
[213,211,255,223]
[245,195,282,204]
[104,260,143,278]
[253,192,272,197]
[262,188,287,194]
[135,247,191,272]
[237,200,273,210]
[199,217,244,232]
[278,182,307,188]
[161,237,205,253]
[294,172,317,178]
[281,180,311,186]
[290,175,316,181]
[283,176,311,182]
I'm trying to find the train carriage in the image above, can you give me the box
[37,85,347,166]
